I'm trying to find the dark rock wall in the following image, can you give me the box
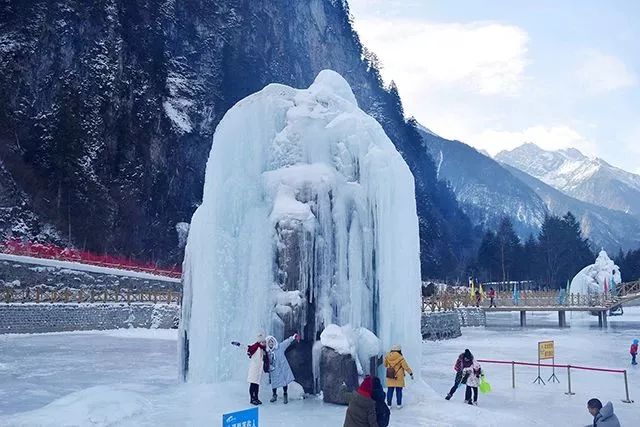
[0,0,475,278]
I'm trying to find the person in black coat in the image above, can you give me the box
[372,377,390,427]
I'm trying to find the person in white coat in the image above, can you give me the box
[247,333,268,405]
[266,333,300,404]
[463,357,482,405]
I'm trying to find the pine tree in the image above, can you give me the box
[496,217,522,282]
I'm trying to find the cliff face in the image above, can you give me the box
[0,0,474,276]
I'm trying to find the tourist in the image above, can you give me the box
[445,349,474,400]
[372,377,390,427]
[586,398,621,427]
[343,376,379,427]
[475,290,482,307]
[463,355,482,405]
[384,345,413,409]
[488,287,497,308]
[247,333,268,405]
[265,333,300,404]
[630,339,638,365]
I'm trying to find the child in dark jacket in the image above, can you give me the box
[372,377,390,427]
[631,339,638,365]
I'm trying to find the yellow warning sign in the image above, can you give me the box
[538,340,554,360]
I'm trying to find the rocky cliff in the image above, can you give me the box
[0,0,475,277]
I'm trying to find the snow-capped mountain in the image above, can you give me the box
[420,129,640,251]
[419,129,547,237]
[496,143,640,219]
[502,164,640,251]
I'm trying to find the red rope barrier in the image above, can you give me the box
[478,359,625,373]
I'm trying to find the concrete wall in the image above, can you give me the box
[0,303,180,334]
[456,308,487,327]
[421,311,462,340]
[421,308,487,341]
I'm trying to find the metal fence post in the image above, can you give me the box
[622,370,634,403]
[565,365,575,395]
[512,361,516,389]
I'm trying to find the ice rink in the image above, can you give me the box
[1,309,638,426]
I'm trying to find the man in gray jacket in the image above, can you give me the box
[586,399,621,427]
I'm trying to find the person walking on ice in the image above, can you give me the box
[265,333,300,404]
[445,349,474,400]
[384,345,413,409]
[246,333,268,405]
[630,339,638,365]
[463,354,482,405]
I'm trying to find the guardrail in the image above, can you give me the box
[1,287,180,305]
[422,285,640,313]
[477,358,634,403]
[0,241,182,278]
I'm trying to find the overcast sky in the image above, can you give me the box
[349,0,640,173]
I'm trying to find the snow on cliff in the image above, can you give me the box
[179,70,422,383]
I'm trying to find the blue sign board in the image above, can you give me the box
[222,407,259,427]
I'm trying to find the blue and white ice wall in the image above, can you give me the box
[179,70,422,384]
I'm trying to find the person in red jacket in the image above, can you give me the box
[631,339,638,365]
[488,287,497,308]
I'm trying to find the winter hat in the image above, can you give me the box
[266,335,278,350]
[463,349,473,360]
[357,376,373,399]
[257,333,265,342]
[634,339,639,345]
[391,344,402,352]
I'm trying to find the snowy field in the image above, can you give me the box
[1,310,639,426]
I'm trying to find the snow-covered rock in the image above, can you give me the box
[179,70,422,384]
[569,250,622,295]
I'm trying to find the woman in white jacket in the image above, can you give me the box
[247,333,268,405]
[463,358,482,405]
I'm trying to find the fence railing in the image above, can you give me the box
[0,241,182,278]
[421,286,640,313]
[477,358,634,403]
[1,287,179,305]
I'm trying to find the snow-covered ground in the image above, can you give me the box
[1,309,638,426]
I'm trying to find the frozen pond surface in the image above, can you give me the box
[0,310,638,426]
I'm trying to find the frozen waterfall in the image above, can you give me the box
[569,250,622,295]
[179,70,422,386]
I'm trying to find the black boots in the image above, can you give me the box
[283,393,288,404]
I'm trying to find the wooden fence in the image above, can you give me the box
[1,287,179,305]
[421,287,638,313]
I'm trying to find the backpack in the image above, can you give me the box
[385,358,403,379]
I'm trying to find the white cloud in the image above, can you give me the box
[576,50,637,94]
[352,18,529,96]
[469,125,596,156]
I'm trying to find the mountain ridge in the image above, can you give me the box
[496,143,640,219]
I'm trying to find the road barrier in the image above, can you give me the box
[477,359,634,403]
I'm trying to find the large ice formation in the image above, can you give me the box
[569,250,622,295]
[179,70,422,385]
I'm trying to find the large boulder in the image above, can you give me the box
[286,341,315,394]
[320,347,359,405]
